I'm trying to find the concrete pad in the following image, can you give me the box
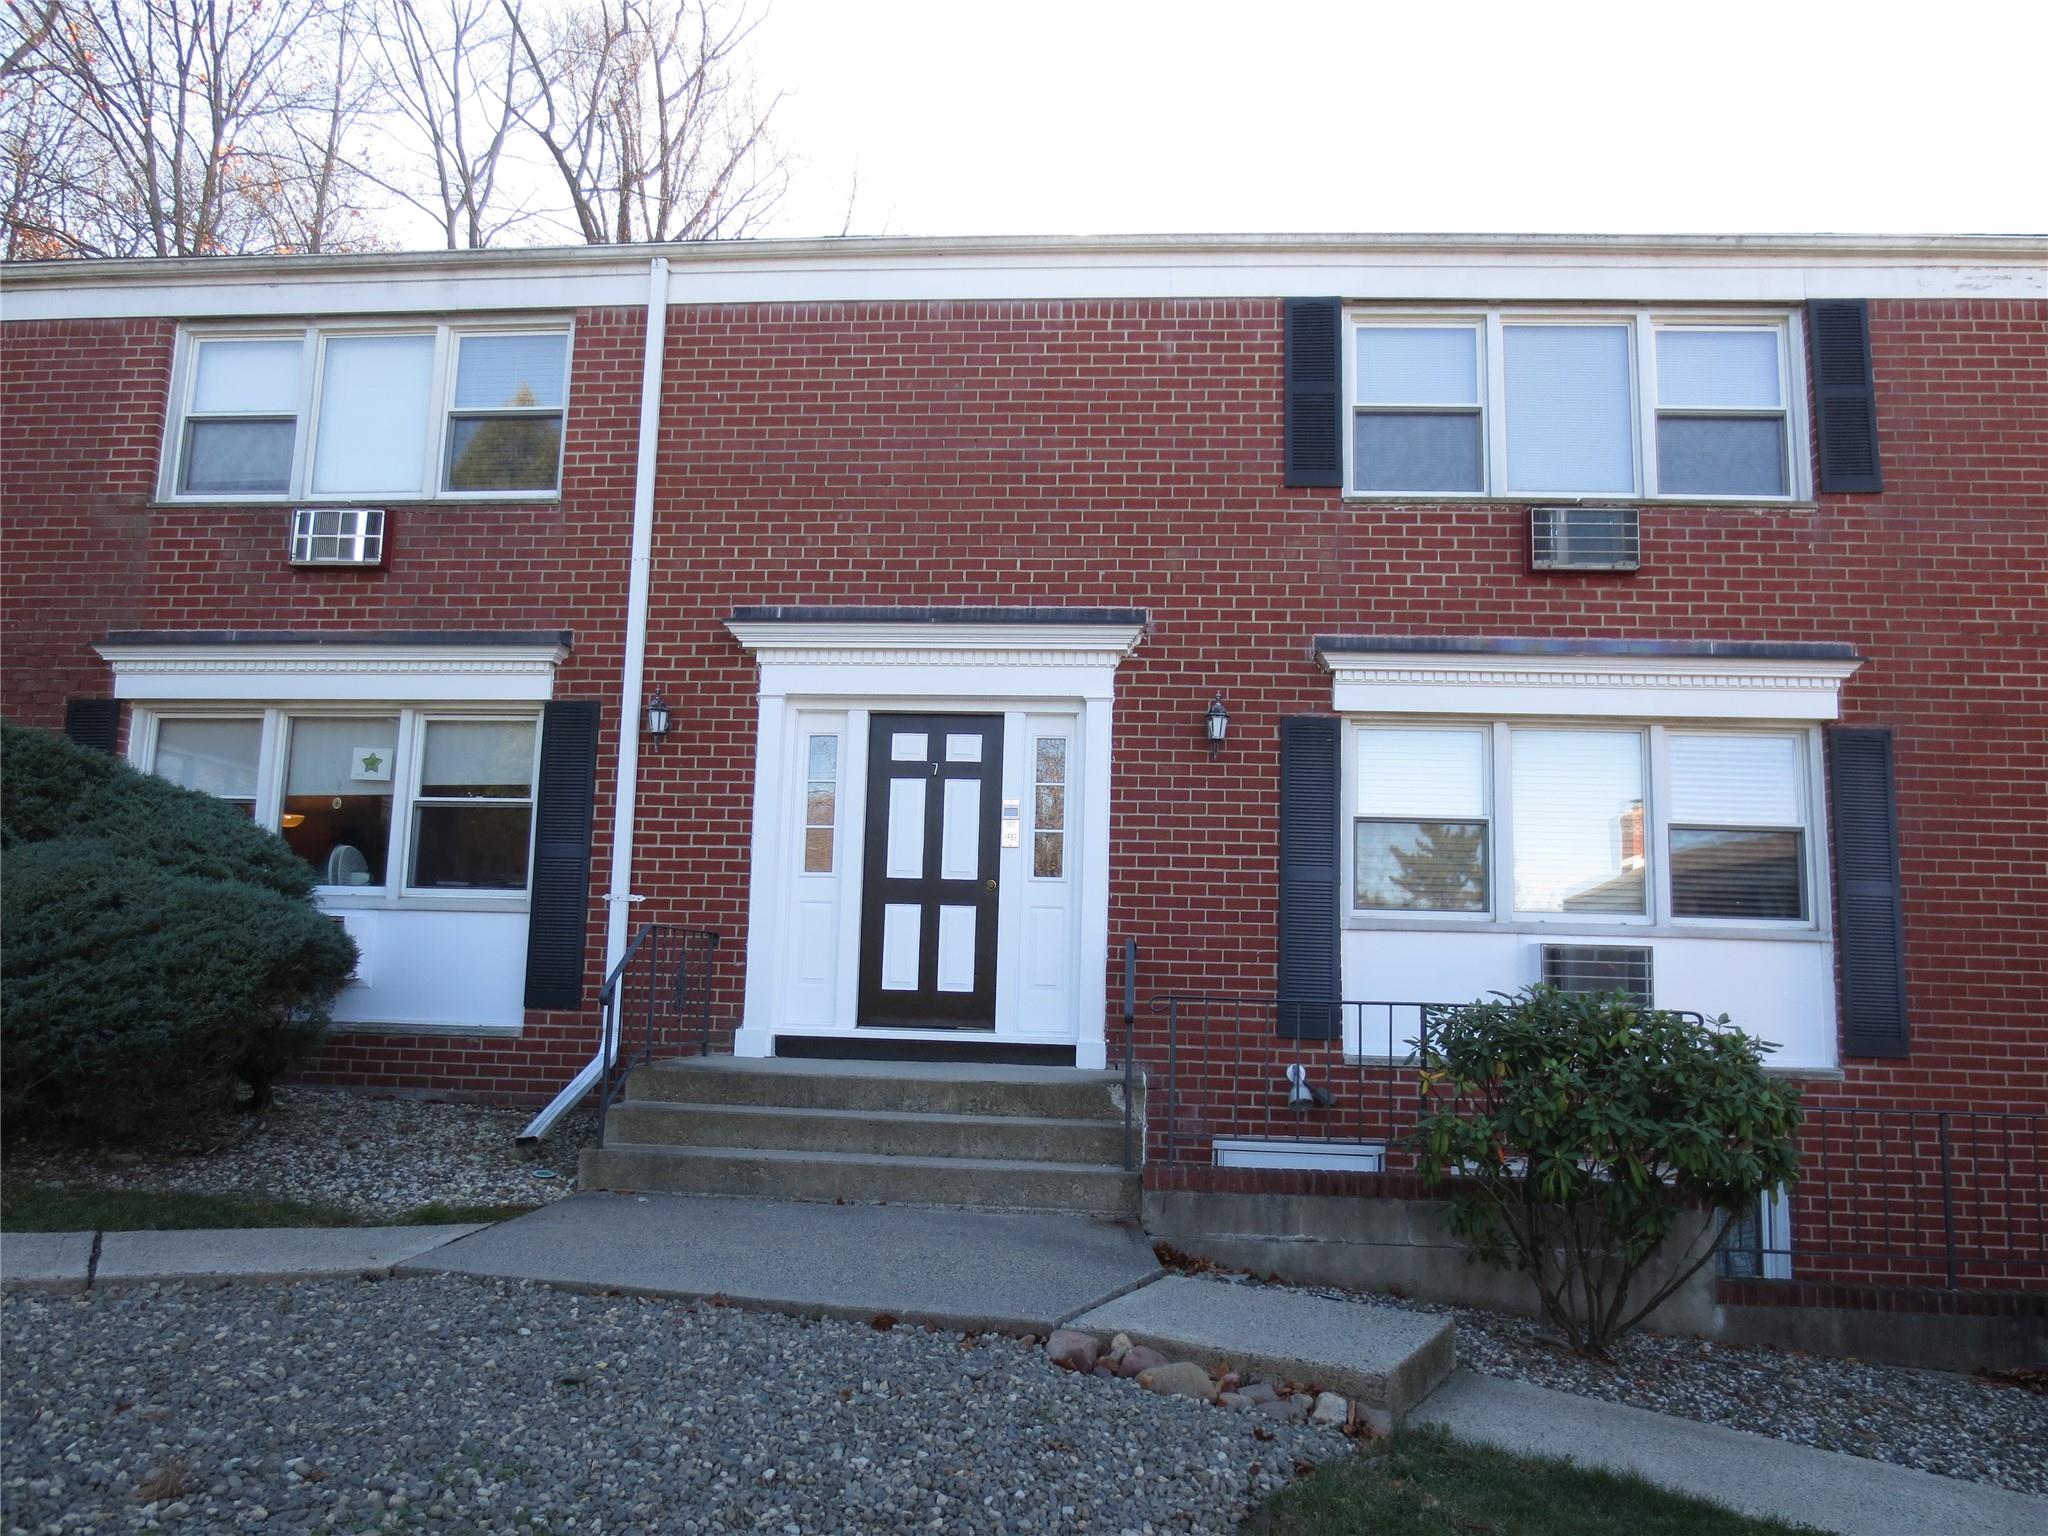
[94,1224,483,1286]
[400,1191,1161,1333]
[1068,1273,1455,1425]
[1413,1370,2048,1536]
[1,1232,95,1292]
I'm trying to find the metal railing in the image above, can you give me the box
[595,923,720,1149]
[1719,1107,2048,1289]
[1120,940,1139,1171]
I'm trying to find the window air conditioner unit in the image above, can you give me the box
[1530,505,1639,572]
[1540,944,1653,1006]
[289,507,387,567]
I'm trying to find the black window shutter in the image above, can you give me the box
[1829,726,1908,1057]
[1277,715,1342,1038]
[1809,300,1884,494]
[63,698,122,755]
[523,700,602,1012]
[1284,297,1343,487]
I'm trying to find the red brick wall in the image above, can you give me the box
[5,295,2045,1242]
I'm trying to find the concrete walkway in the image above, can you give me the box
[1,1224,482,1291]
[401,1191,1161,1333]
[1414,1370,2047,1536]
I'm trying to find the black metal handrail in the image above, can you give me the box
[595,923,720,1149]
[1120,939,1138,1171]
[1719,1107,2048,1287]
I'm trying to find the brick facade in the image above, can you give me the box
[4,274,2043,1290]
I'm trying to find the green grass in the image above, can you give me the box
[1245,1428,1816,1536]
[0,1182,537,1233]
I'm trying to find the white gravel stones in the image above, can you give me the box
[2,1275,1345,1534]
[1197,1269,2048,1495]
[5,1089,592,1220]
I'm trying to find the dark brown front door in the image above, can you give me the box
[857,713,1002,1028]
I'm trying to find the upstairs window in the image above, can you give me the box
[166,323,570,502]
[1345,310,1806,501]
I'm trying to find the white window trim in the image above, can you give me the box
[1341,306,1812,504]
[1340,715,1832,943]
[159,317,574,504]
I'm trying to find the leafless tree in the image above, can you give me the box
[368,0,531,249]
[506,0,787,245]
[242,0,388,253]
[5,0,346,257]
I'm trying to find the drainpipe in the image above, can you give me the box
[518,253,670,1147]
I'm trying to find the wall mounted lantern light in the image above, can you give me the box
[644,687,671,746]
[1204,691,1231,759]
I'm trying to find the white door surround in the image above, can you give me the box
[726,609,1147,1069]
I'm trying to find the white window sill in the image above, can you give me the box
[325,1017,524,1038]
[148,494,562,510]
[1345,915,1829,944]
[318,893,531,915]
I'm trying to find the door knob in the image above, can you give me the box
[986,878,998,892]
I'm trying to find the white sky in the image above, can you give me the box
[747,0,2047,240]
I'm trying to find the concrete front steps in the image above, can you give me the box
[579,1056,1142,1217]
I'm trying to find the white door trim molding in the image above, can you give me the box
[729,612,1146,1070]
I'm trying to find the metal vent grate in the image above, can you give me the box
[1530,506,1640,572]
[289,507,387,566]
[1540,943,1653,1005]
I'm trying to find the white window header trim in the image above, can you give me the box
[1318,647,1862,722]
[94,642,568,703]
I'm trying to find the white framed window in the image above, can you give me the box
[406,717,539,893]
[1352,725,1490,913]
[1347,721,1822,932]
[141,705,543,903]
[802,733,839,874]
[162,322,571,503]
[1343,309,1808,502]
[1031,734,1068,879]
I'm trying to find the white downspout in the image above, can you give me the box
[518,254,670,1146]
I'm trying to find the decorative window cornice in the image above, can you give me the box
[1317,645,1862,722]
[95,640,568,703]
[726,619,1146,703]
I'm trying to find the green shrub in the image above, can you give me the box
[1412,986,1802,1356]
[1,723,356,1140]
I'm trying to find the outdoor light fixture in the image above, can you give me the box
[1286,1063,1332,1109]
[1204,690,1231,758]
[644,687,671,745]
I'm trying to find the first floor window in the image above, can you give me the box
[1351,720,1817,929]
[152,717,262,817]
[144,706,541,899]
[1033,735,1068,878]
[1353,726,1489,911]
[283,716,400,887]
[803,733,838,873]
[1510,728,1647,915]
[409,718,537,890]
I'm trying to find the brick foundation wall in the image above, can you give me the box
[5,294,2044,1287]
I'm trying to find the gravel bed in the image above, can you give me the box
[1193,1266,2048,1496]
[1,1276,1341,1535]
[3,1090,591,1221]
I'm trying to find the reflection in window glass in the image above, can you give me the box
[803,734,837,873]
[1510,729,1646,914]
[1033,737,1066,878]
[1354,727,1489,912]
[409,719,536,891]
[445,332,567,493]
[283,717,399,886]
[1671,828,1805,919]
[153,718,263,814]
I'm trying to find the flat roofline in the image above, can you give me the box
[729,606,1149,627]
[6,230,2044,289]
[1315,636,1862,663]
[100,629,573,649]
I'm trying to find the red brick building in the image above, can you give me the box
[4,235,2043,1309]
